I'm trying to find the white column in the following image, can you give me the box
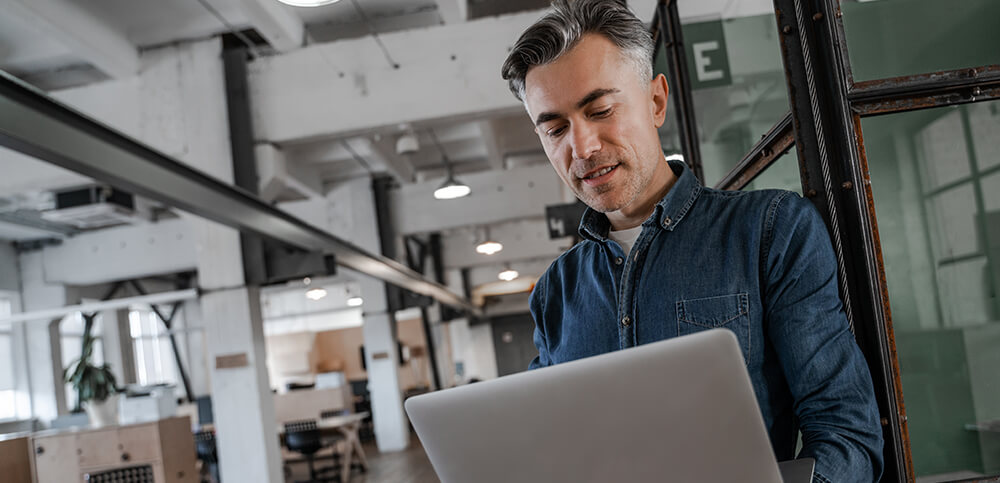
[18,250,73,421]
[100,309,127,385]
[147,38,282,481]
[324,177,410,452]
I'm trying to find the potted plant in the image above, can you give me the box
[64,313,120,426]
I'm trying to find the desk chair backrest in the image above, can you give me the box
[194,430,217,462]
[284,420,322,455]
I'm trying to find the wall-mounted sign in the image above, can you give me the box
[215,353,249,369]
[545,200,588,239]
[684,20,732,90]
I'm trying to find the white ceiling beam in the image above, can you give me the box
[255,143,323,201]
[477,120,505,171]
[241,0,305,52]
[435,0,468,24]
[360,137,417,184]
[389,163,567,235]
[249,10,544,143]
[2,0,139,78]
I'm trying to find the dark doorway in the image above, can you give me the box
[490,313,537,377]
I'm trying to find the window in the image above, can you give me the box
[129,308,179,388]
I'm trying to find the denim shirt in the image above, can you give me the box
[529,160,884,482]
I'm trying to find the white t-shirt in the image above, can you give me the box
[608,225,643,257]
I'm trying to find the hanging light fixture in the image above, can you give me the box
[277,0,342,7]
[475,226,503,255]
[430,128,471,200]
[347,296,363,307]
[305,287,328,300]
[498,265,519,281]
[476,241,503,255]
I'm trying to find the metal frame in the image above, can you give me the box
[654,0,1000,480]
[713,112,794,191]
[650,0,704,183]
[0,71,481,315]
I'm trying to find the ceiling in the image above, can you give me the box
[0,0,559,242]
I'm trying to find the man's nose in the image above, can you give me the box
[569,121,601,161]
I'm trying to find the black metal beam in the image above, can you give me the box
[222,45,269,287]
[714,112,794,191]
[0,71,480,315]
[654,0,704,182]
[849,65,1000,117]
[772,0,910,480]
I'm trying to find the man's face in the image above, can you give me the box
[524,34,668,215]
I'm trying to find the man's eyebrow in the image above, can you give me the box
[533,88,622,127]
[576,88,620,109]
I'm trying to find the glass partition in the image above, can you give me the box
[740,145,802,194]
[863,99,1000,478]
[841,0,1000,81]
[656,6,790,186]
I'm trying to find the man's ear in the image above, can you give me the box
[650,73,669,128]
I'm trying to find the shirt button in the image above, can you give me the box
[662,217,672,227]
[621,316,631,327]
[614,257,623,265]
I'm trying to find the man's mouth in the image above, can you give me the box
[580,163,620,184]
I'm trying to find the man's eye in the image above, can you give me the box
[547,126,567,138]
[592,108,613,118]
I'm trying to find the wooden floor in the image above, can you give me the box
[284,434,439,483]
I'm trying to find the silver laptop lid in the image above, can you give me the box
[405,329,785,483]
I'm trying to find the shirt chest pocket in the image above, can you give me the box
[676,293,751,364]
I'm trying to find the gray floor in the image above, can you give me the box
[284,435,439,483]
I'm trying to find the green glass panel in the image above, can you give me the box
[740,145,803,195]
[862,100,1000,477]
[842,0,1000,81]
[654,12,789,186]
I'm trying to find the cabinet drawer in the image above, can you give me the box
[77,429,121,467]
[118,424,160,463]
[33,435,79,483]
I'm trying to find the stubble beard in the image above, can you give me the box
[574,160,646,214]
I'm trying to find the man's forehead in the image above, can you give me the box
[522,34,632,117]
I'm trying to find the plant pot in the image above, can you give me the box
[85,394,120,427]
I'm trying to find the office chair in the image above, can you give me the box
[284,420,340,483]
[194,430,220,483]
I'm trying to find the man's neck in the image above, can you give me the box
[606,161,677,231]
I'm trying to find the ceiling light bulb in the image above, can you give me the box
[498,269,519,281]
[476,241,503,255]
[347,296,363,307]
[277,0,342,7]
[434,179,471,200]
[305,288,327,300]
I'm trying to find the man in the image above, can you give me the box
[501,1,883,481]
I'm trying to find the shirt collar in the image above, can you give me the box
[578,159,701,242]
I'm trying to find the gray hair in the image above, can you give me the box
[501,0,655,102]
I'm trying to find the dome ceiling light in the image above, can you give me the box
[277,0,342,7]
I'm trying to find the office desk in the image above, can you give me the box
[280,412,370,483]
[201,412,370,483]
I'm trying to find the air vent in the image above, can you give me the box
[41,186,137,229]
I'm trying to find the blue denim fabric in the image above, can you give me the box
[529,160,884,482]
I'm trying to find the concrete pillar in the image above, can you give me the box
[99,309,129,386]
[325,177,410,451]
[143,38,282,481]
[181,299,211,397]
[18,250,73,422]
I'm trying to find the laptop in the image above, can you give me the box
[405,328,814,483]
